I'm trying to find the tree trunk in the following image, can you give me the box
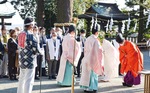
[138,0,144,42]
[86,19,91,37]
[36,0,44,27]
[57,0,73,23]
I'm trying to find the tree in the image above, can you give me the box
[35,0,44,27]
[125,0,149,42]
[11,0,37,19]
[57,0,73,23]
[138,0,144,42]
[73,0,94,36]
[44,0,57,29]
[73,0,94,17]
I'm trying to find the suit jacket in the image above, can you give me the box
[0,41,4,60]
[8,38,18,67]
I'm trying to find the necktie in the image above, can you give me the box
[53,40,56,51]
[53,40,56,59]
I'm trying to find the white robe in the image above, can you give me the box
[80,35,103,87]
[101,39,120,81]
[56,34,81,83]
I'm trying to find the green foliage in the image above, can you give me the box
[125,0,150,9]
[45,0,57,15]
[73,0,94,17]
[143,27,150,39]
[44,0,57,29]
[11,0,37,19]
[144,0,150,8]
[125,0,139,7]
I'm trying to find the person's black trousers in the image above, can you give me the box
[35,55,42,77]
[77,52,84,77]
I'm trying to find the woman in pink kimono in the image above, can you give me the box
[56,25,81,86]
[80,25,103,93]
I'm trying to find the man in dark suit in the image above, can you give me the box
[76,29,86,77]
[0,40,4,78]
[39,27,47,76]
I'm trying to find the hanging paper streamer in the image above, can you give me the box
[121,21,125,34]
[133,20,137,32]
[97,23,101,31]
[91,17,94,30]
[94,13,98,29]
[109,17,113,31]
[146,10,150,28]
[62,24,65,34]
[127,17,131,31]
[105,20,109,33]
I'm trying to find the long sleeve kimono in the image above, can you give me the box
[80,35,103,91]
[56,34,81,86]
[119,40,143,85]
[101,39,120,81]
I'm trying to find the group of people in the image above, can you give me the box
[0,17,144,93]
[0,27,20,80]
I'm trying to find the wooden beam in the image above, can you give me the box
[0,23,11,25]
[1,18,4,29]
[0,16,13,19]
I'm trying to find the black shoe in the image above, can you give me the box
[35,76,40,80]
[84,90,90,93]
[126,84,133,87]
[14,77,18,81]
[52,76,56,79]
[14,75,18,80]
[49,76,52,80]
[84,90,95,93]
[93,90,97,93]
[122,82,127,86]
[3,75,9,78]
[10,77,14,81]
[42,74,47,77]
[122,82,133,87]
[74,73,77,75]
[119,73,123,76]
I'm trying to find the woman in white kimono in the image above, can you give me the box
[80,25,103,93]
[56,25,81,86]
[101,39,120,82]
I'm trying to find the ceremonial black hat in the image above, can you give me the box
[80,29,86,33]
[69,25,76,33]
[24,17,34,26]
[116,33,125,44]
[92,24,100,34]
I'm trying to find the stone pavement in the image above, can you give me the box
[0,75,145,93]
[0,49,149,93]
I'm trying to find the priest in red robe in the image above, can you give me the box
[116,33,143,87]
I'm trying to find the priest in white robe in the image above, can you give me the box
[100,39,120,82]
[80,25,103,93]
[56,25,81,86]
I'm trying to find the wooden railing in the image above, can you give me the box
[126,37,149,48]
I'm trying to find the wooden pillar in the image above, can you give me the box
[36,0,44,27]
[118,22,122,33]
[86,19,91,37]
[138,0,144,42]
[1,17,4,29]
[100,21,107,32]
[57,0,73,23]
